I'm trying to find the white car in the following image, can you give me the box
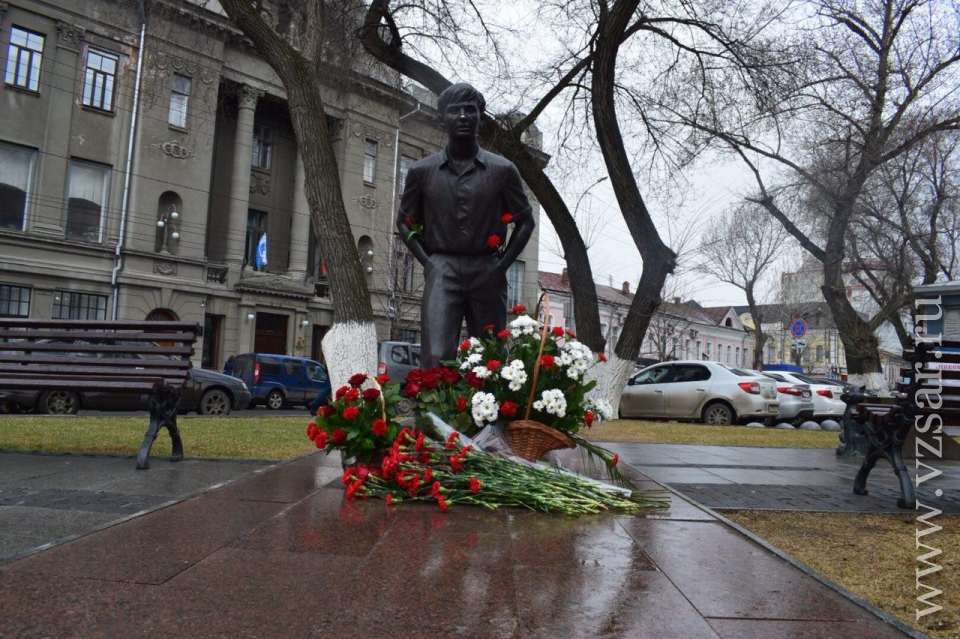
[760,371,846,421]
[619,361,780,425]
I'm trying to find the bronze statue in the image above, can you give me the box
[397,83,535,369]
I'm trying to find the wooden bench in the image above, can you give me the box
[840,338,960,509]
[0,319,200,469]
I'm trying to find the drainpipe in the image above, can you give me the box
[111,13,146,320]
[386,99,421,334]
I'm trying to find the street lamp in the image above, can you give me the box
[157,205,180,253]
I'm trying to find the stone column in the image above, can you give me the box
[225,85,262,278]
[286,150,310,278]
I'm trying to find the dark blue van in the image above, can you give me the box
[231,353,330,410]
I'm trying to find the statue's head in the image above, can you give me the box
[438,83,484,141]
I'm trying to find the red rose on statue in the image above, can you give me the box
[501,213,513,224]
[487,234,500,248]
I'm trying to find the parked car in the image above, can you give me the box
[744,369,815,425]
[231,353,330,410]
[810,376,879,398]
[619,361,780,425]
[760,371,846,421]
[377,341,421,380]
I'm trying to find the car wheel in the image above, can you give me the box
[266,390,284,410]
[199,389,232,416]
[38,390,80,415]
[702,402,733,426]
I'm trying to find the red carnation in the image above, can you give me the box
[611,454,619,467]
[318,404,336,418]
[341,407,359,421]
[362,388,381,402]
[341,468,356,485]
[430,480,442,496]
[540,354,555,370]
[440,367,461,384]
[501,213,513,224]
[371,418,388,436]
[335,386,349,400]
[565,330,577,338]
[422,369,441,389]
[497,329,510,339]
[424,467,433,483]
[314,431,328,448]
[500,401,517,418]
[348,373,368,387]
[552,326,564,337]
[511,304,527,314]
[437,495,449,512]
[483,323,495,332]
[465,371,484,389]
[486,359,501,371]
[344,388,360,402]
[456,396,467,412]
[376,373,391,385]
[404,381,422,397]
[470,477,482,494]
[332,428,348,443]
[386,493,394,506]
[487,234,501,249]
[585,410,595,426]
[449,454,464,472]
[598,352,608,362]
[459,339,472,351]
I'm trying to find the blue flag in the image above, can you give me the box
[256,233,268,268]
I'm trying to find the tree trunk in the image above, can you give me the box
[219,0,377,386]
[821,270,884,389]
[745,286,765,369]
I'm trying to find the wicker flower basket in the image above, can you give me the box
[503,293,575,462]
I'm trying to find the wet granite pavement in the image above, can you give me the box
[0,447,913,638]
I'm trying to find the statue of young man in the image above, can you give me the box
[397,83,535,369]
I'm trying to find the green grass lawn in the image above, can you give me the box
[583,419,841,448]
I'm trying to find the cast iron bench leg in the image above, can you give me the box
[853,451,878,496]
[137,387,184,470]
[888,442,916,509]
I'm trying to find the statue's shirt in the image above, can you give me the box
[399,147,532,256]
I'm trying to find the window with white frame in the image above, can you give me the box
[399,154,415,194]
[735,346,741,366]
[245,209,267,271]
[715,342,722,361]
[5,27,44,92]
[743,348,750,366]
[0,142,36,231]
[600,323,608,339]
[696,340,702,359]
[816,344,824,361]
[81,49,118,111]
[0,284,31,317]
[252,125,273,170]
[611,325,620,348]
[363,139,378,183]
[168,73,191,128]
[65,159,111,242]
[727,344,732,364]
[768,345,775,363]
[685,339,691,358]
[706,342,712,359]
[506,260,525,308]
[52,290,107,319]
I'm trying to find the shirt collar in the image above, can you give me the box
[440,146,488,170]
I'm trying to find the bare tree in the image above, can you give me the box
[696,203,787,368]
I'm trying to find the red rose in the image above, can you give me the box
[511,304,526,314]
[307,423,318,440]
[459,339,472,351]
[335,385,349,400]
[376,373,391,385]
[500,401,517,418]
[611,454,619,467]
[486,359,500,371]
[598,352,608,362]
[440,367,461,384]
[585,410,595,426]
[497,329,510,339]
[406,369,424,384]
[552,326,564,337]
[404,381,422,397]
[318,404,336,418]
[371,418,388,436]
[487,234,501,248]
[456,396,467,412]
[470,477,482,493]
[565,330,577,338]
[501,213,513,224]
[465,371,484,389]
[422,370,441,389]
[344,388,360,402]
[483,323,495,332]
[362,388,381,402]
[348,373,367,387]
[314,431,328,448]
[341,407,359,421]
[540,354,555,370]
[332,428,348,443]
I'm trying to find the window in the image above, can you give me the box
[743,348,750,367]
[611,325,620,348]
[52,290,108,319]
[600,323,608,339]
[81,50,118,111]
[685,339,691,358]
[632,365,671,385]
[259,356,281,376]
[363,139,378,183]
[65,159,111,242]
[816,344,824,361]
[168,73,191,128]
[735,347,740,366]
[0,284,31,316]
[5,27,44,92]
[399,154,415,194]
[705,342,712,359]
[0,142,36,231]
[252,125,272,170]
[696,340,702,358]
[390,345,409,365]
[671,364,711,383]
[727,345,732,364]
[507,260,525,308]
[284,358,304,378]
[768,345,775,363]
[306,361,328,382]
[245,209,267,271]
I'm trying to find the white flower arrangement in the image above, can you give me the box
[471,391,499,427]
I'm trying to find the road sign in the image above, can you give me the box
[791,339,806,349]
[790,318,807,338]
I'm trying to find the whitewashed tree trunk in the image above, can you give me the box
[584,354,634,419]
[846,371,888,393]
[321,321,378,390]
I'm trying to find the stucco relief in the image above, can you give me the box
[151,140,196,160]
[250,173,270,195]
[239,85,264,110]
[0,2,10,19]
[154,261,177,276]
[349,121,394,147]
[151,51,216,84]
[353,194,380,210]
[56,21,85,49]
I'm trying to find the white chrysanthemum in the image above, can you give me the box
[559,352,573,366]
[471,392,499,427]
[566,367,581,380]
[539,389,567,417]
[472,365,492,379]
[467,352,482,365]
[532,400,545,412]
[501,367,516,381]
[509,359,525,370]
[508,380,524,392]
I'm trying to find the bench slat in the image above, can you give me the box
[0,329,197,342]
[0,343,193,356]
[0,364,189,378]
[0,354,191,368]
[0,378,169,391]
[0,319,197,331]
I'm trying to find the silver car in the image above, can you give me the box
[619,361,779,425]
[744,369,815,424]
[761,371,846,421]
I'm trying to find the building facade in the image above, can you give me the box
[0,0,541,369]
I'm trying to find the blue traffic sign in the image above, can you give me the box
[790,318,807,338]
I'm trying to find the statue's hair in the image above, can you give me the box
[437,83,485,115]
